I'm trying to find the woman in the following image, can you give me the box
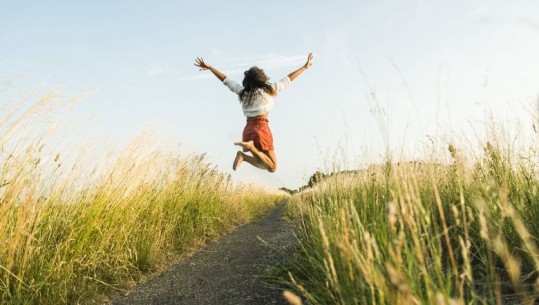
[194,52,313,172]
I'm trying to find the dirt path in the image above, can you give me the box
[108,202,297,305]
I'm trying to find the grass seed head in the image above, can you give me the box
[283,290,302,305]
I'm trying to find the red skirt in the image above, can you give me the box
[242,118,274,151]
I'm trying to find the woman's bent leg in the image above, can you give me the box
[234,141,277,172]
[233,151,267,170]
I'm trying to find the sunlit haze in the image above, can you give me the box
[1,0,538,189]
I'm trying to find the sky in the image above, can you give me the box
[1,0,538,190]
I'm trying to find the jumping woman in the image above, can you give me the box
[194,52,313,173]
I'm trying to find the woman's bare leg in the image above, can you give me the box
[233,151,266,170]
[233,141,277,172]
[233,151,244,170]
[264,150,277,172]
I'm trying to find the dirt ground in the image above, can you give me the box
[107,202,297,305]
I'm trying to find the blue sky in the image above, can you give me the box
[1,1,539,189]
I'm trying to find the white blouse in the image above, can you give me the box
[223,76,291,117]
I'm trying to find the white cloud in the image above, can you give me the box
[465,7,504,24]
[146,62,172,77]
[517,18,539,32]
[230,54,307,70]
[178,73,214,81]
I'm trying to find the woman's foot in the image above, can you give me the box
[234,140,255,152]
[232,151,244,170]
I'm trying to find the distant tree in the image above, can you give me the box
[279,187,297,195]
[307,171,326,188]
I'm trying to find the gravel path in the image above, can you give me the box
[108,202,297,305]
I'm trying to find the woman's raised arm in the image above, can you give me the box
[194,57,227,82]
[287,52,314,81]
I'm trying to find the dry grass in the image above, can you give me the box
[285,127,539,304]
[0,87,288,304]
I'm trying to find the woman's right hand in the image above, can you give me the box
[304,52,314,69]
[194,57,210,70]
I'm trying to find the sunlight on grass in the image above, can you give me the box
[285,120,539,305]
[0,86,288,304]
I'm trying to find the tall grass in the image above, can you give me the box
[0,87,287,304]
[285,126,539,304]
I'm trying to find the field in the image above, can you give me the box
[4,86,539,305]
[0,88,287,304]
[284,124,539,304]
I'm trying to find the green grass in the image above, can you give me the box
[0,88,288,304]
[285,135,539,304]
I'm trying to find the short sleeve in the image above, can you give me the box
[271,76,291,93]
[223,78,243,95]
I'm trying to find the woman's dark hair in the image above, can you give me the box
[239,66,275,106]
